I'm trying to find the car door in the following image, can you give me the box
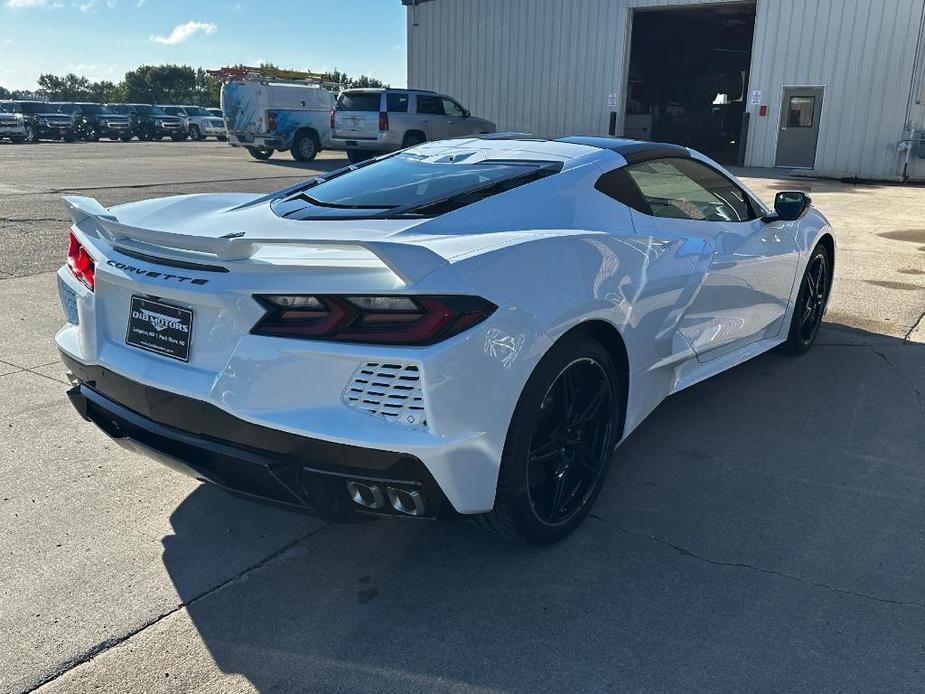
[413,94,453,140]
[624,157,800,360]
[438,97,474,138]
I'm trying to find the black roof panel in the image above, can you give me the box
[556,136,691,163]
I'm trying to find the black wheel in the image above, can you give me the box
[120,134,133,142]
[291,131,319,161]
[401,131,426,148]
[476,334,622,544]
[23,123,36,143]
[217,135,227,141]
[346,149,370,164]
[189,124,202,141]
[87,132,100,142]
[171,133,186,141]
[780,244,831,354]
[246,146,274,160]
[109,136,119,141]
[63,133,76,142]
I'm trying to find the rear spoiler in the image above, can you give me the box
[63,195,448,284]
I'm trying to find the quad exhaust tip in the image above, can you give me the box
[346,480,426,516]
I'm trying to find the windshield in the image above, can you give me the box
[300,154,543,209]
[0,103,18,113]
[133,105,166,116]
[79,104,111,114]
[51,103,76,113]
[184,107,210,116]
[19,102,56,114]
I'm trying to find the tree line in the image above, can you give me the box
[0,64,387,105]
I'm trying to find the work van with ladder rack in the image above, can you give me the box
[216,66,337,162]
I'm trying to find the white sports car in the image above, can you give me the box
[57,136,834,543]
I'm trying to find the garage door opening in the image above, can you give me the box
[623,2,757,164]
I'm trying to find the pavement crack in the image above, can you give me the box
[25,523,329,692]
[904,310,925,342]
[872,348,924,412]
[0,217,69,223]
[588,514,925,611]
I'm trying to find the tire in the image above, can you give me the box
[778,243,831,354]
[291,131,319,162]
[63,133,76,143]
[171,133,187,141]
[475,334,623,544]
[23,123,36,143]
[88,132,100,142]
[246,146,274,160]
[401,131,426,148]
[217,135,227,142]
[346,149,371,164]
[189,125,202,141]
[120,134,133,142]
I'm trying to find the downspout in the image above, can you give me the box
[899,1,925,181]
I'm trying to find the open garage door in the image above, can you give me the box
[624,2,757,164]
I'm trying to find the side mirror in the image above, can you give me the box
[764,191,811,222]
[462,109,471,118]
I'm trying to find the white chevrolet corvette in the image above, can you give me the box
[57,135,834,543]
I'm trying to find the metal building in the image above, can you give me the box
[405,0,925,180]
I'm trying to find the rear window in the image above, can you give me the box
[336,92,381,112]
[271,153,561,220]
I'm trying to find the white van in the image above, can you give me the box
[221,76,336,161]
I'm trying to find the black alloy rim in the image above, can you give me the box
[526,358,614,526]
[798,253,828,343]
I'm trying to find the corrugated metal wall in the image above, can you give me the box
[407,0,925,179]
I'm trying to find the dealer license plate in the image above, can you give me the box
[125,296,193,362]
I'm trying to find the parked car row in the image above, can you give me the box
[0,100,226,143]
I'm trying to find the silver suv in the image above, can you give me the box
[331,88,495,163]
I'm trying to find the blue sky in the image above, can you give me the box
[0,0,407,91]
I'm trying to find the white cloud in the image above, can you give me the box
[5,0,50,7]
[149,20,217,45]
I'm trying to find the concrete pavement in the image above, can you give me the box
[1,141,923,693]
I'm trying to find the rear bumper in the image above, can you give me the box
[228,133,284,149]
[63,354,456,520]
[331,132,402,152]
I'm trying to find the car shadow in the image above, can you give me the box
[161,322,925,692]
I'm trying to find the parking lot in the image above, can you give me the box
[1,140,924,693]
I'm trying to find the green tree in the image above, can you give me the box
[0,85,11,100]
[37,72,93,100]
[121,64,196,104]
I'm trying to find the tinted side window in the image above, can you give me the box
[442,98,465,117]
[336,93,382,112]
[386,93,409,112]
[625,158,753,222]
[415,95,445,115]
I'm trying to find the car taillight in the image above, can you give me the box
[329,109,335,129]
[267,111,277,131]
[378,111,388,131]
[66,231,95,291]
[251,295,496,345]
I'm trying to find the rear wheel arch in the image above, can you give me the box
[402,130,426,148]
[554,320,630,439]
